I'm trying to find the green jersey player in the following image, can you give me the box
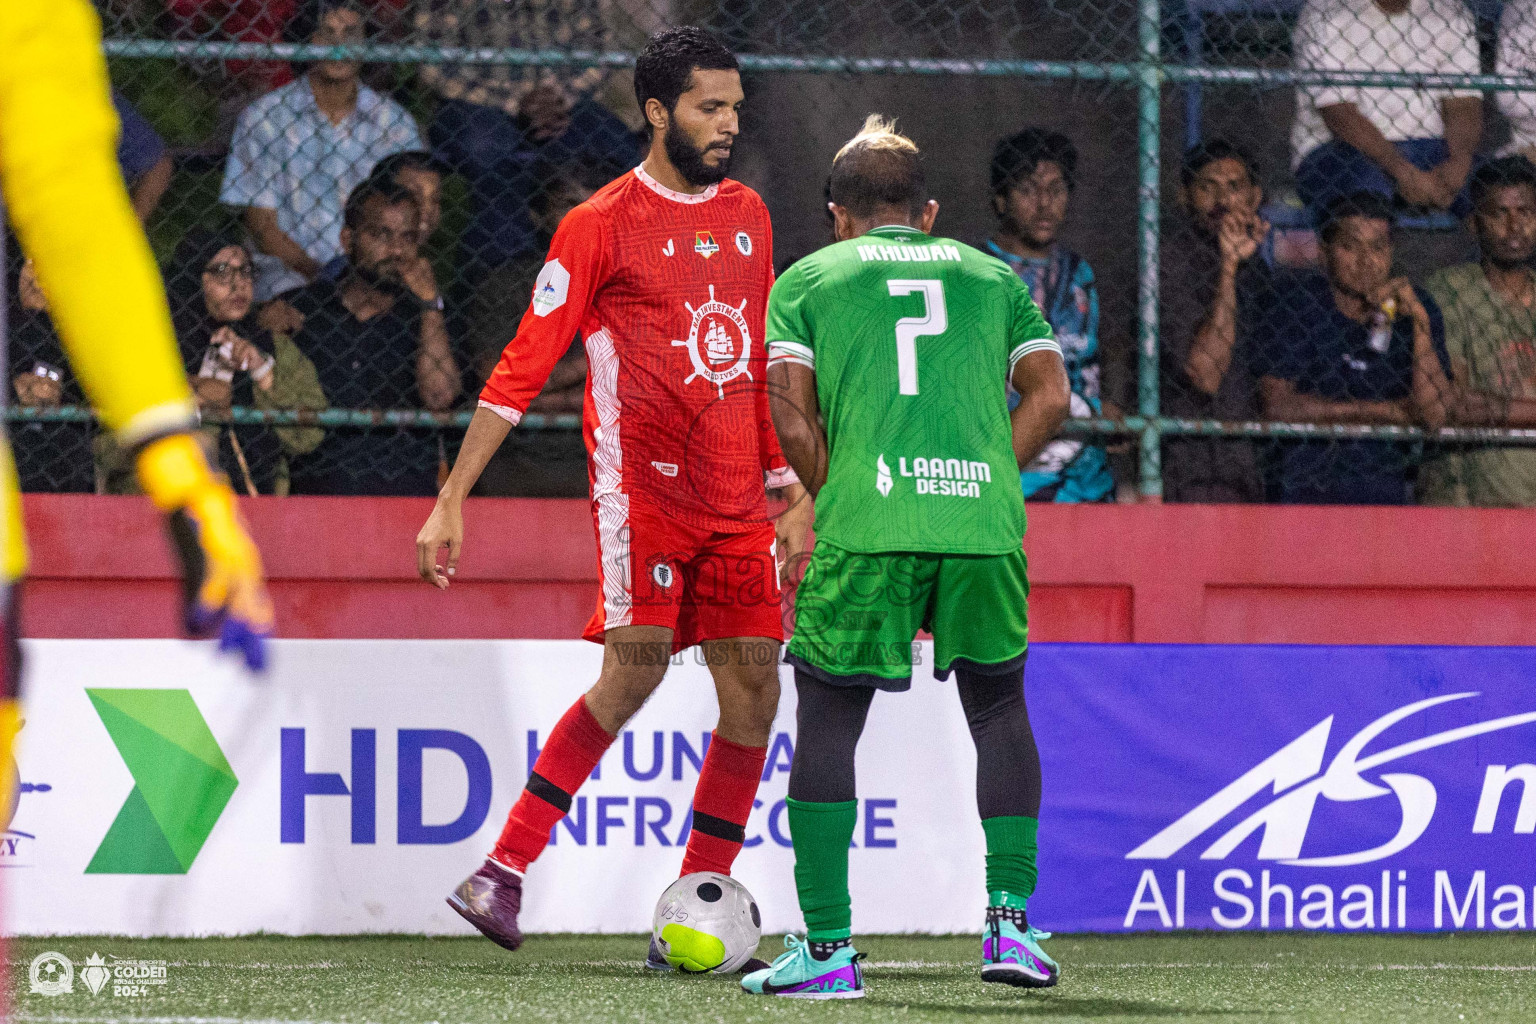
[741,116,1070,1000]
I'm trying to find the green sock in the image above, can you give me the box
[787,798,858,942]
[982,815,1039,902]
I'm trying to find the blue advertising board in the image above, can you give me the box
[1028,645,1536,932]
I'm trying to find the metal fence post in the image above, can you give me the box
[1136,0,1164,500]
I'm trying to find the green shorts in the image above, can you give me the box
[786,542,1029,691]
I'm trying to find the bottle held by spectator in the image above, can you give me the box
[1367,296,1396,354]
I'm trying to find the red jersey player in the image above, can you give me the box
[415,27,810,968]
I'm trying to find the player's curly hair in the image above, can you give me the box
[634,27,739,142]
[829,114,928,220]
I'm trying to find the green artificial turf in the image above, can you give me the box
[11,932,1535,1023]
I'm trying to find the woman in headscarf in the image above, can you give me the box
[162,226,328,494]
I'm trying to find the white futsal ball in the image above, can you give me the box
[651,871,763,973]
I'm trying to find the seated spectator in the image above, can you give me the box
[5,249,95,493]
[1291,0,1481,220]
[1421,157,1536,506]
[465,160,605,498]
[1254,192,1454,504]
[112,91,174,224]
[414,0,640,279]
[1160,140,1273,502]
[283,177,460,495]
[167,228,328,495]
[319,150,447,281]
[220,0,422,300]
[985,128,1115,502]
[1496,0,1536,164]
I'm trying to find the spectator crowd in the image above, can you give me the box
[9,0,1536,506]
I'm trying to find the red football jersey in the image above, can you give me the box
[480,166,794,532]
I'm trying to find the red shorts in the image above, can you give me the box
[583,493,785,652]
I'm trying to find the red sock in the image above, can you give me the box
[680,732,768,876]
[491,696,614,872]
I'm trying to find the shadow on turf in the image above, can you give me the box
[897,996,1260,1018]
[577,965,1257,1018]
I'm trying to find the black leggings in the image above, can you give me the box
[786,664,1042,819]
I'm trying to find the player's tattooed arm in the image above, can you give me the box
[767,362,828,497]
[1009,349,1071,469]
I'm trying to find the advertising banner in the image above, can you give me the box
[8,640,1533,936]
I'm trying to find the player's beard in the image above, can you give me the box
[665,123,731,187]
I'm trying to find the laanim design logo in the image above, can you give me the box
[1128,692,1536,866]
[87,689,238,874]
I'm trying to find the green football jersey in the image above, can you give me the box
[767,225,1060,555]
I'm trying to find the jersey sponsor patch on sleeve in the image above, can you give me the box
[532,259,571,317]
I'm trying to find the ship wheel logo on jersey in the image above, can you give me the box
[672,285,753,399]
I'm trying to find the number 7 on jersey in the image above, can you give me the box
[887,279,947,395]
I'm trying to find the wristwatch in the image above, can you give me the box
[416,293,445,312]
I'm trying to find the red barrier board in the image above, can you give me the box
[22,494,1536,645]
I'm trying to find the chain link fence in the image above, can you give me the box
[6,0,1536,502]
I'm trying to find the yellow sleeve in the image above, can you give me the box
[0,0,195,443]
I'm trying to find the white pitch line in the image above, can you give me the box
[161,963,345,971]
[1033,962,1536,972]
[15,1017,370,1024]
[857,961,1536,971]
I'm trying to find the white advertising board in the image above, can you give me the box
[8,639,988,937]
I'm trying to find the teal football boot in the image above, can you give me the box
[740,935,864,999]
[982,914,1059,987]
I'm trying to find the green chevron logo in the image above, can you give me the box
[86,689,238,874]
